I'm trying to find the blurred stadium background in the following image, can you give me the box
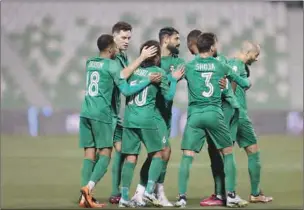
[1,1,303,209]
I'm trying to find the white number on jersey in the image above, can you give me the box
[86,71,100,97]
[128,80,148,106]
[201,72,214,97]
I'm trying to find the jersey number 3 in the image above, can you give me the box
[201,72,214,97]
[128,80,148,106]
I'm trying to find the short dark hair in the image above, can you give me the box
[197,33,216,53]
[97,34,115,52]
[112,21,132,34]
[187,29,202,44]
[139,40,161,68]
[209,32,218,42]
[158,27,179,43]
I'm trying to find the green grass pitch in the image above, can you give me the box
[1,135,303,209]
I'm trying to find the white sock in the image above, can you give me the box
[88,181,95,192]
[135,184,145,196]
[156,183,165,196]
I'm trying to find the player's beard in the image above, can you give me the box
[213,50,218,58]
[167,44,180,56]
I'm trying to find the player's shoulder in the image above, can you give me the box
[150,66,165,74]
[227,58,245,72]
[174,56,186,64]
[86,57,107,70]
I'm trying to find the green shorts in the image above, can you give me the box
[157,117,171,148]
[234,116,258,148]
[181,111,233,153]
[222,102,239,141]
[122,127,165,155]
[79,117,113,149]
[113,123,123,143]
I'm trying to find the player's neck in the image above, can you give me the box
[199,52,213,58]
[235,53,247,64]
[161,46,171,57]
[99,52,111,59]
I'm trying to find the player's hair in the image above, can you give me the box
[97,34,115,52]
[112,21,132,34]
[187,29,202,44]
[197,33,216,53]
[139,40,161,68]
[159,27,179,43]
[209,32,218,42]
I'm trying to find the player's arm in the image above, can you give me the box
[223,63,251,89]
[159,74,178,101]
[120,46,157,79]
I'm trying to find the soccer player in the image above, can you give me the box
[109,21,132,204]
[119,40,185,208]
[228,41,273,203]
[187,29,241,206]
[174,33,250,208]
[131,27,185,207]
[79,34,160,208]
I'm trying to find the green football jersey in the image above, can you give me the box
[124,66,177,129]
[216,53,228,64]
[227,58,249,112]
[80,57,125,123]
[155,56,185,126]
[185,56,250,116]
[112,52,129,123]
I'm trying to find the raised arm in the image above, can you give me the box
[120,46,157,79]
[223,63,251,89]
[118,79,151,97]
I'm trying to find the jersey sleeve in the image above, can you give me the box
[159,72,177,101]
[222,63,251,89]
[108,61,151,96]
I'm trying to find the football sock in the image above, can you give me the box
[157,160,168,184]
[223,153,237,192]
[178,154,193,195]
[208,146,225,195]
[139,156,152,186]
[81,158,95,187]
[248,151,261,196]
[111,151,123,196]
[121,161,136,201]
[146,157,163,194]
[90,155,110,184]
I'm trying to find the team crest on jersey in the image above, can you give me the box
[169,65,175,72]
[232,66,238,72]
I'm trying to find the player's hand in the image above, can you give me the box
[219,77,227,89]
[149,72,162,83]
[140,46,158,60]
[172,65,185,80]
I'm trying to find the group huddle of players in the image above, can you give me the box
[78,21,274,208]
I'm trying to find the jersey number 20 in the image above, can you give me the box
[86,71,100,97]
[201,72,214,97]
[128,80,148,106]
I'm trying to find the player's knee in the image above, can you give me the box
[221,146,233,155]
[162,146,171,161]
[126,154,138,163]
[98,147,113,157]
[151,150,163,158]
[183,150,195,157]
[114,142,121,152]
[84,147,96,160]
[245,144,258,155]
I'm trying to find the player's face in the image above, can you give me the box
[166,33,181,55]
[113,30,132,51]
[246,51,259,65]
[187,41,197,55]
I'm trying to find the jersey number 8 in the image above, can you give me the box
[201,72,214,97]
[128,80,148,106]
[86,71,100,97]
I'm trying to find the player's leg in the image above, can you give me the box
[236,117,273,203]
[119,128,141,208]
[80,120,113,208]
[205,111,248,208]
[141,128,165,207]
[175,114,206,208]
[109,123,124,204]
[200,136,225,206]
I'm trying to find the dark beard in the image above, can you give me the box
[167,45,179,56]
[213,51,218,58]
